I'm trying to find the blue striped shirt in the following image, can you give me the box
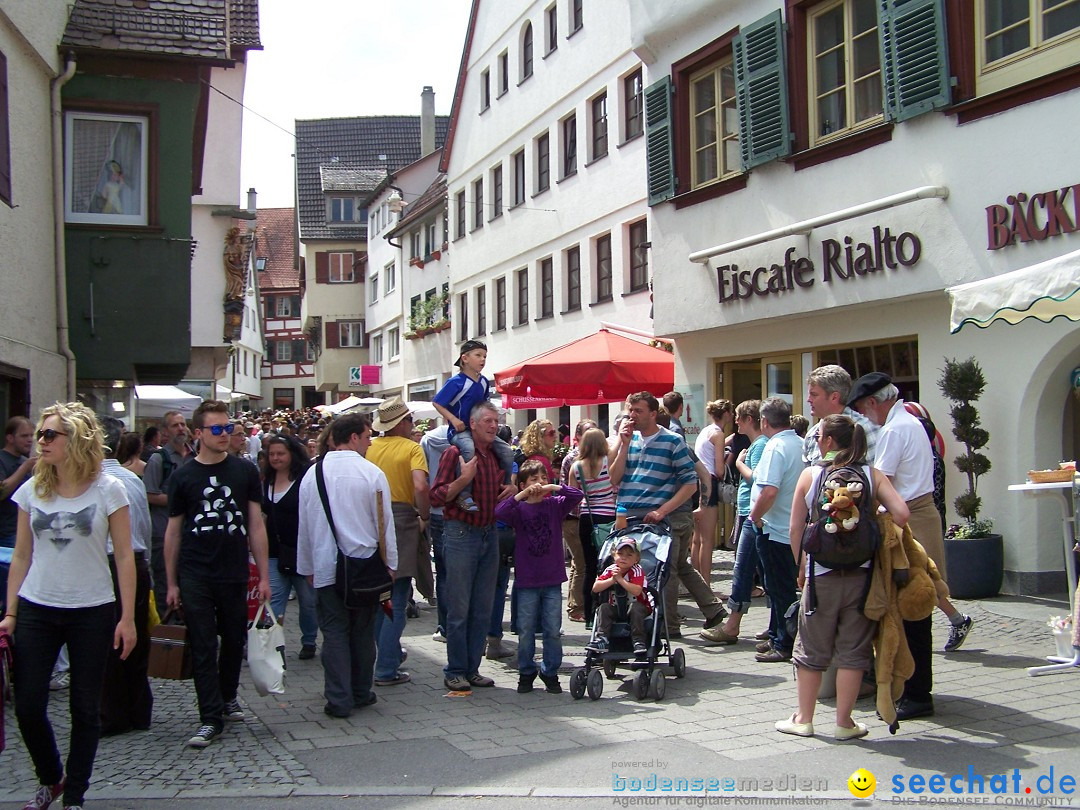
[617,427,697,513]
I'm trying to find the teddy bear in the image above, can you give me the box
[820,478,863,533]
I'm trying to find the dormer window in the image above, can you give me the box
[255,257,267,271]
[328,196,357,224]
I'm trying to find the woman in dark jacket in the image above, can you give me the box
[263,435,317,659]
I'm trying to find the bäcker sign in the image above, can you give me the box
[985,181,1079,250]
[716,226,922,304]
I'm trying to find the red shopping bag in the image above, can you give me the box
[246,560,261,624]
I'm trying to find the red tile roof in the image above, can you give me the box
[255,208,297,290]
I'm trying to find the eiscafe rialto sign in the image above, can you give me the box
[716,226,922,304]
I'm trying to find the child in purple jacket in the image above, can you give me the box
[495,460,583,694]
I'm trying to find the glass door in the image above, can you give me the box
[761,353,802,415]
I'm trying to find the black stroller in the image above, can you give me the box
[569,522,686,701]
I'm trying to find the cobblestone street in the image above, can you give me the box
[4,553,1080,807]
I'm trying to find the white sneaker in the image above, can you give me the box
[432,629,446,643]
[49,670,70,691]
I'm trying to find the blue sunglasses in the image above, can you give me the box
[205,423,236,436]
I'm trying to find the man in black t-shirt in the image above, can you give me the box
[0,416,35,547]
[165,401,270,749]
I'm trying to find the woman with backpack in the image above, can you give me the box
[775,414,908,742]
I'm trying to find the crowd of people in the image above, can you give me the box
[0,336,975,809]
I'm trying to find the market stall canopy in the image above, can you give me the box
[494,329,675,407]
[947,247,1080,333]
[135,385,202,419]
[326,395,383,415]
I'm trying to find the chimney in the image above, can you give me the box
[420,86,435,157]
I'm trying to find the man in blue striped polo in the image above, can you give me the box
[611,392,725,638]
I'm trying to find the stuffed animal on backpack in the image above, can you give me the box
[820,478,863,533]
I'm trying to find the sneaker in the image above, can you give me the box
[48,671,70,691]
[187,724,222,748]
[374,671,411,686]
[456,495,480,512]
[432,629,447,643]
[633,641,648,655]
[444,675,472,693]
[406,599,420,618]
[298,644,317,660]
[223,699,244,721]
[585,635,608,653]
[400,647,408,664]
[755,639,773,653]
[517,673,536,693]
[944,615,974,652]
[486,635,512,659]
[468,673,495,688]
[539,672,563,694]
[22,780,63,810]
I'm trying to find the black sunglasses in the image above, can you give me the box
[37,428,68,443]
[204,424,236,436]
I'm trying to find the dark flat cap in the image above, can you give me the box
[847,372,893,406]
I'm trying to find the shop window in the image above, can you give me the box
[274,388,295,408]
[64,110,150,226]
[816,338,920,397]
[976,0,1080,95]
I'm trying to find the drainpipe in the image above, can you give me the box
[52,52,77,399]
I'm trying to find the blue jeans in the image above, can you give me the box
[374,576,412,679]
[0,531,13,615]
[727,515,763,614]
[755,530,798,653]
[268,559,318,647]
[429,513,447,634]
[442,520,499,679]
[515,585,563,677]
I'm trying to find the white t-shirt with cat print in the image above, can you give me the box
[12,474,129,608]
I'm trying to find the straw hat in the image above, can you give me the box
[372,396,411,432]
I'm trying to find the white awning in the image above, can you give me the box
[947,248,1080,334]
[134,385,201,419]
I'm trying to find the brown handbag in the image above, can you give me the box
[148,608,193,680]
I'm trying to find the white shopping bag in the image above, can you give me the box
[247,601,286,696]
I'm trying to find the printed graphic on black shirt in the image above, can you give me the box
[31,506,95,551]
[193,476,247,539]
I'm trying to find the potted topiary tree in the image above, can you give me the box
[938,356,1003,598]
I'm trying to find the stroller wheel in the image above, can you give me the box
[570,668,587,700]
[603,659,618,680]
[650,669,667,700]
[587,668,604,700]
[632,670,649,701]
[671,648,687,679]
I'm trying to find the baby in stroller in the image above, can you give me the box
[588,538,652,656]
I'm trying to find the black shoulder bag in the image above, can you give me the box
[315,460,393,608]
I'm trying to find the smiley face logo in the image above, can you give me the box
[848,768,876,798]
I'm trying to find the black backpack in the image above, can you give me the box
[800,464,881,614]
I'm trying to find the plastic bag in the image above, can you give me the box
[247,601,286,696]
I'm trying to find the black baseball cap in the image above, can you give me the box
[454,339,488,367]
[846,372,892,407]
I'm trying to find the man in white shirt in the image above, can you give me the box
[297,413,397,719]
[850,372,971,721]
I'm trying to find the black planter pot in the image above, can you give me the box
[944,533,1003,599]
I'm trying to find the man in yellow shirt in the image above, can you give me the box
[366,397,431,686]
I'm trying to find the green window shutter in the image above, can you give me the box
[644,76,675,206]
[733,10,791,170]
[880,0,950,122]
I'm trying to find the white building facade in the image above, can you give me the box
[442,0,654,431]
[631,0,1080,594]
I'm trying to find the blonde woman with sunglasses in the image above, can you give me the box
[0,402,136,810]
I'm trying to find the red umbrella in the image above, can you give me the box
[494,329,674,406]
